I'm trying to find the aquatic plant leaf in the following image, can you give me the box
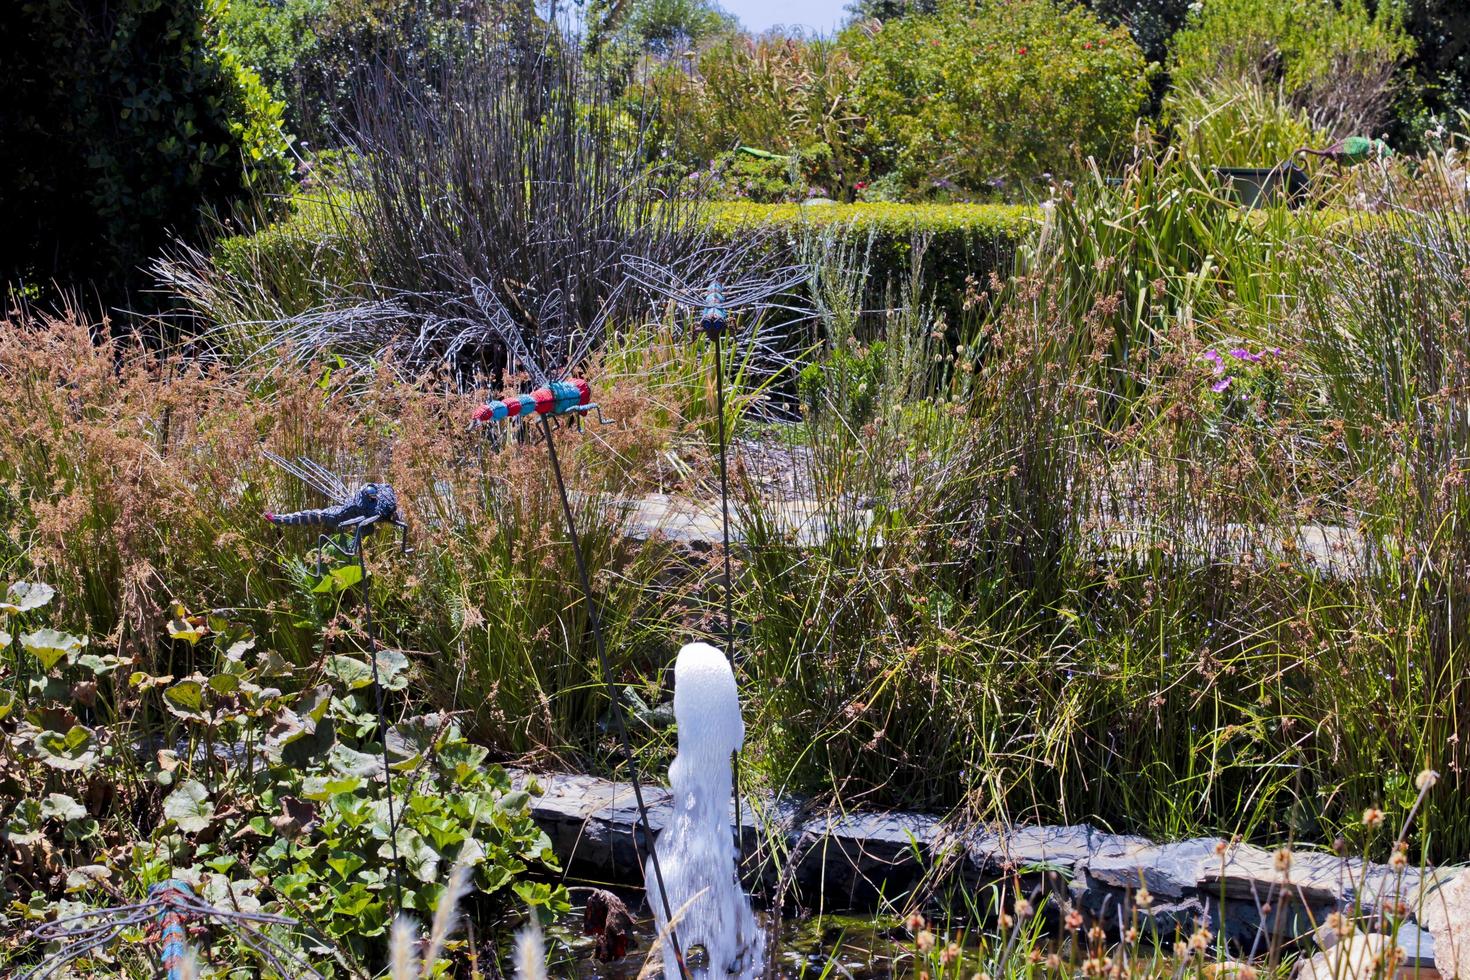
[0,689,14,720]
[167,609,210,645]
[33,725,96,770]
[207,673,240,695]
[21,629,86,670]
[302,775,364,800]
[41,793,86,821]
[329,743,384,779]
[373,648,409,690]
[387,713,446,768]
[1,581,54,615]
[65,865,112,892]
[380,827,439,883]
[163,779,216,833]
[164,679,207,718]
[326,655,374,690]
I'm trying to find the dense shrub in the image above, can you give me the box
[842,0,1153,194]
[0,0,292,304]
[640,34,866,198]
[1167,0,1413,138]
[221,0,496,144]
[1081,0,1193,64]
[1391,0,1470,144]
[1170,78,1329,166]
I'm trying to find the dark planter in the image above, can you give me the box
[1214,165,1309,209]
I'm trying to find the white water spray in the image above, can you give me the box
[647,642,761,978]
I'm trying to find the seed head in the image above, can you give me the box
[1363,807,1386,828]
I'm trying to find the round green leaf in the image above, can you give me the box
[1,581,55,615]
[163,780,216,833]
[33,725,97,771]
[21,629,87,670]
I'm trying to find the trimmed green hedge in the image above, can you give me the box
[214,198,1040,325]
[706,202,1039,326]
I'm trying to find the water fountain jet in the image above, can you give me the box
[647,642,761,978]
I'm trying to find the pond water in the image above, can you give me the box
[547,908,927,979]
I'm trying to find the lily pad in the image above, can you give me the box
[41,793,87,822]
[164,680,207,719]
[1,581,55,615]
[163,780,216,833]
[21,629,87,670]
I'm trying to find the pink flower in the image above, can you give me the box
[1228,347,1262,363]
[1211,376,1233,393]
[1202,349,1225,374]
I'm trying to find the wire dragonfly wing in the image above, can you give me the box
[622,249,811,311]
[470,277,552,387]
[262,451,353,505]
[20,893,325,980]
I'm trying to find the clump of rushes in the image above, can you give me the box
[732,148,1470,863]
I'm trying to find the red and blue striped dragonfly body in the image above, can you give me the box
[473,377,601,424]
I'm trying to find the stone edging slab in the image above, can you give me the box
[512,769,1447,968]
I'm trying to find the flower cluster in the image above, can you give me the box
[1201,345,1283,393]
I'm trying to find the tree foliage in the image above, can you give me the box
[843,0,1153,193]
[1167,0,1413,138]
[0,0,292,303]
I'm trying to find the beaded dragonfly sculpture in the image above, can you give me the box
[261,451,411,576]
[19,878,324,980]
[261,450,409,906]
[467,278,614,437]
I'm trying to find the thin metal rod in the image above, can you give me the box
[714,334,746,864]
[713,332,735,660]
[358,537,404,911]
[538,413,691,980]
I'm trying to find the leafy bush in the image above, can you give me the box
[640,34,866,197]
[222,0,490,145]
[0,0,293,302]
[1402,0,1470,120]
[587,0,736,56]
[842,0,1153,194]
[1081,0,1193,64]
[1166,0,1413,138]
